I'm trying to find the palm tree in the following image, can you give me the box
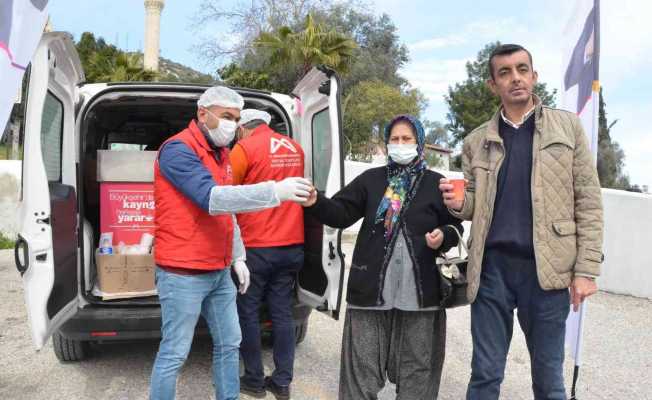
[88,52,158,82]
[254,14,357,80]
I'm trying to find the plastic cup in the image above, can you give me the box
[450,179,465,201]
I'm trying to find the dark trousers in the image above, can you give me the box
[467,249,570,400]
[237,244,303,388]
[339,308,446,400]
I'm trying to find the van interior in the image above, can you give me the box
[80,91,293,305]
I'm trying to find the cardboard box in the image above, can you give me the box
[95,251,156,300]
[97,150,157,182]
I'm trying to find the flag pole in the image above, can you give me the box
[563,0,600,398]
[569,301,587,399]
[570,365,580,400]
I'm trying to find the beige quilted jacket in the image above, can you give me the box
[452,97,603,303]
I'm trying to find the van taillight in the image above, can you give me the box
[91,331,118,337]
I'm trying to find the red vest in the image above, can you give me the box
[154,120,234,270]
[236,125,305,247]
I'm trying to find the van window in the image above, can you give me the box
[311,109,332,191]
[41,91,64,182]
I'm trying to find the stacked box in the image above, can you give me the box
[96,150,158,299]
[95,251,156,300]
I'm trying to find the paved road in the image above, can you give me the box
[0,244,650,399]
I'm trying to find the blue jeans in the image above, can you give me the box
[467,250,570,400]
[150,267,241,400]
[237,245,304,388]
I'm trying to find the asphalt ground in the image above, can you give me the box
[0,241,650,399]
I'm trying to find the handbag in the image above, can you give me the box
[436,225,470,308]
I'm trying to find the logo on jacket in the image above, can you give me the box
[270,137,297,154]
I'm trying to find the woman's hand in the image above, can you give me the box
[301,186,318,207]
[425,228,444,250]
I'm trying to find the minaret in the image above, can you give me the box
[143,0,164,72]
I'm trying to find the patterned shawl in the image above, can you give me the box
[374,115,427,241]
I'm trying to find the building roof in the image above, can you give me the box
[424,143,454,154]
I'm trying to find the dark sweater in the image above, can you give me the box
[305,167,464,308]
[486,113,535,257]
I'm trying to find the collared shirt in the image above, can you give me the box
[500,105,536,129]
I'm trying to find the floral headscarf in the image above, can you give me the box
[374,115,428,240]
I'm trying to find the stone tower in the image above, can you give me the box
[143,0,164,72]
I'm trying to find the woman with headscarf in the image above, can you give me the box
[302,115,463,399]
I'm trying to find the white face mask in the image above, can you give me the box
[387,144,418,165]
[204,110,238,147]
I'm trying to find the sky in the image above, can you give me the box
[47,0,652,189]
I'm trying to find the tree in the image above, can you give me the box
[597,88,630,189]
[88,52,158,82]
[76,32,157,83]
[195,2,410,96]
[423,120,449,147]
[445,42,557,146]
[421,120,449,169]
[312,6,410,91]
[217,63,273,90]
[219,13,357,93]
[192,0,363,62]
[254,14,357,81]
[76,32,102,71]
[343,80,426,160]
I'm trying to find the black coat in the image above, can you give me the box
[305,166,463,308]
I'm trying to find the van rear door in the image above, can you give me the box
[292,67,346,319]
[15,32,84,349]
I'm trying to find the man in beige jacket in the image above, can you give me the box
[440,44,603,400]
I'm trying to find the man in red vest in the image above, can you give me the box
[230,109,306,399]
[150,87,312,400]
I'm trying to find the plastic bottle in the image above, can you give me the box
[99,232,114,255]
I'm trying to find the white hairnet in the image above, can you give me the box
[197,86,245,110]
[238,109,272,127]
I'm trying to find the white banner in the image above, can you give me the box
[561,0,600,155]
[561,0,600,366]
[0,0,49,136]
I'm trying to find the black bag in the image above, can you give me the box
[436,225,470,308]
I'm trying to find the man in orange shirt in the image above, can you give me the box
[231,109,306,399]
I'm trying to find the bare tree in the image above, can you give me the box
[191,0,364,67]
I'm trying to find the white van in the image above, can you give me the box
[14,32,346,361]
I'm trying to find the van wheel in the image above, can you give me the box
[52,331,89,362]
[295,321,308,345]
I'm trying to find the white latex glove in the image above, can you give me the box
[232,260,250,294]
[273,177,312,203]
